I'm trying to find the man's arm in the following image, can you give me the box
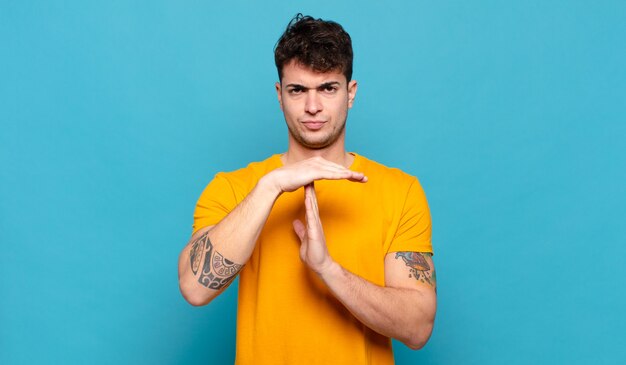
[294,184,437,349]
[178,179,278,306]
[178,157,368,306]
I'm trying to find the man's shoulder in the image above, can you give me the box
[355,153,419,187]
[355,154,429,218]
[215,154,282,186]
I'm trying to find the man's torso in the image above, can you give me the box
[194,153,432,365]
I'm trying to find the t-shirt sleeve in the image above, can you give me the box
[388,178,433,254]
[192,173,238,234]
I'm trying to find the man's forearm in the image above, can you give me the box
[295,184,436,349]
[178,177,280,306]
[319,262,436,350]
[180,157,368,306]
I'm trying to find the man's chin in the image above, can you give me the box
[300,139,332,150]
[288,126,344,150]
[302,133,343,149]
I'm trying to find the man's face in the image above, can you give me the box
[276,61,357,150]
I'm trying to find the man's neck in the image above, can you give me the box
[281,140,353,168]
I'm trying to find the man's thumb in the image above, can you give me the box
[293,219,306,241]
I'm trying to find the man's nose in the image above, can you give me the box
[304,90,322,114]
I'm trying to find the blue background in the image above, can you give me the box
[1,1,625,364]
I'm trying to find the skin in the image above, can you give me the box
[276,60,357,160]
[178,60,437,350]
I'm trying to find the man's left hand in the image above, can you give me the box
[293,183,335,274]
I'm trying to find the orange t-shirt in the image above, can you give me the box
[193,153,433,365]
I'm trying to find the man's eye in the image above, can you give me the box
[288,88,303,94]
[322,86,337,93]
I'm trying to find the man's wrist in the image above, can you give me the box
[257,174,282,199]
[318,260,343,282]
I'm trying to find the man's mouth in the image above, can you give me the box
[301,121,326,130]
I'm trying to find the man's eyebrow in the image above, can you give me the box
[318,81,340,88]
[285,81,341,89]
[285,83,306,89]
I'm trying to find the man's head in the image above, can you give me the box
[274,15,357,151]
[274,14,353,82]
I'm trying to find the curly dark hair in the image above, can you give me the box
[274,14,353,82]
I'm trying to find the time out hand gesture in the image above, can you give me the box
[293,183,334,274]
[263,156,367,194]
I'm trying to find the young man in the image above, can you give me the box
[178,14,436,364]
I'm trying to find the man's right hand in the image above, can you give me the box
[260,156,368,194]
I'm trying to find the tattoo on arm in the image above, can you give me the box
[189,232,243,290]
[189,232,207,276]
[395,252,437,290]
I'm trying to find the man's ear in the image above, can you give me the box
[275,82,283,110]
[347,80,358,108]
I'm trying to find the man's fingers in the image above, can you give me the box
[276,157,368,193]
[312,168,367,183]
[305,184,324,239]
[307,184,320,219]
[293,219,306,241]
[304,184,315,222]
[347,173,368,182]
[305,183,319,212]
[308,158,366,181]
[310,157,346,170]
